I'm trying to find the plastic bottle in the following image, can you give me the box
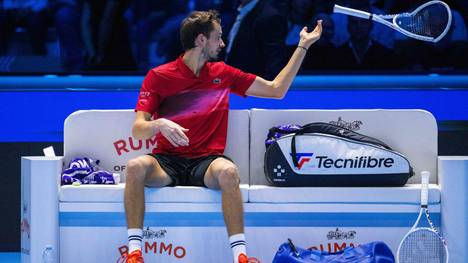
[42,245,55,263]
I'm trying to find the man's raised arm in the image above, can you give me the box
[245,21,323,99]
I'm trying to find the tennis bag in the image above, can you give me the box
[264,122,413,186]
[272,239,395,263]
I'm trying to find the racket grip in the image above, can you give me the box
[421,171,430,206]
[333,4,371,19]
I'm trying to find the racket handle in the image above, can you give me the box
[333,4,372,20]
[421,171,430,206]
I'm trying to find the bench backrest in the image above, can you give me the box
[249,109,438,185]
[64,110,250,183]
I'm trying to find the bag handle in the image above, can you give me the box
[291,123,326,167]
[287,238,301,258]
[291,134,299,167]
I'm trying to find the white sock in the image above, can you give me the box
[128,228,143,253]
[229,233,246,263]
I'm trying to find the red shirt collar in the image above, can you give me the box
[176,55,209,79]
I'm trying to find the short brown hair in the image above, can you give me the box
[180,10,221,51]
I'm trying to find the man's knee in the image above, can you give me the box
[217,165,240,190]
[126,158,148,183]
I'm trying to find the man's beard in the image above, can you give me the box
[204,48,221,61]
[208,52,220,61]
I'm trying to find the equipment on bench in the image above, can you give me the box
[264,122,413,186]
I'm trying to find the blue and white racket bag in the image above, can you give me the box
[264,122,413,186]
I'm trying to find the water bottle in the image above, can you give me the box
[42,245,55,263]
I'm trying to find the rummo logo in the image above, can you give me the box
[113,136,158,156]
[116,240,187,262]
[290,153,314,169]
[307,228,359,253]
[316,155,394,169]
[309,241,357,254]
[116,228,187,262]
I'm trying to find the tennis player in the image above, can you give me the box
[124,10,322,263]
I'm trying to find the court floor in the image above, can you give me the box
[0,252,20,263]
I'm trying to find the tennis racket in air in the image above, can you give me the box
[396,171,448,263]
[333,0,452,43]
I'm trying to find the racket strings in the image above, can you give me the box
[399,230,447,263]
[395,3,449,38]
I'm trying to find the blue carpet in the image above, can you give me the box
[0,252,20,263]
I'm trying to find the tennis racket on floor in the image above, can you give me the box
[396,171,448,263]
[333,0,452,43]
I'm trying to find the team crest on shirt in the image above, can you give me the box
[213,78,221,84]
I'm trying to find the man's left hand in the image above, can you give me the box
[298,20,323,49]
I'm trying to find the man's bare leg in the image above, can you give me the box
[204,158,246,262]
[124,155,172,256]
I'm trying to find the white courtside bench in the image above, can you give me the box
[20,109,467,262]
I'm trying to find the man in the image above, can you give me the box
[124,10,322,263]
[334,14,401,71]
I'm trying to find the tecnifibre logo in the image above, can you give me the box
[291,153,314,169]
[316,156,394,169]
[291,153,396,170]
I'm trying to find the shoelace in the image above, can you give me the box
[247,257,261,263]
[116,253,141,263]
[116,254,127,263]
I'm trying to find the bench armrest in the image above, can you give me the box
[21,156,63,262]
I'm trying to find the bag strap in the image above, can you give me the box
[299,122,392,149]
[291,134,299,167]
[287,238,301,258]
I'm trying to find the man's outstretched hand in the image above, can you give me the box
[299,20,323,49]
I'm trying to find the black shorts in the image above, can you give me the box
[148,154,233,187]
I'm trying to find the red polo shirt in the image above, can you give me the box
[135,56,256,158]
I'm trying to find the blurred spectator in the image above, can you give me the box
[81,0,136,71]
[285,0,314,51]
[302,13,340,71]
[130,0,189,70]
[334,8,403,71]
[153,1,189,63]
[0,0,49,55]
[395,7,468,71]
[51,0,82,71]
[225,0,287,80]
[370,0,395,14]
[129,0,169,70]
[1,0,466,73]
[331,0,396,49]
[194,0,237,29]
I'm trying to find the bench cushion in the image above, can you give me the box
[248,184,440,204]
[60,184,249,203]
